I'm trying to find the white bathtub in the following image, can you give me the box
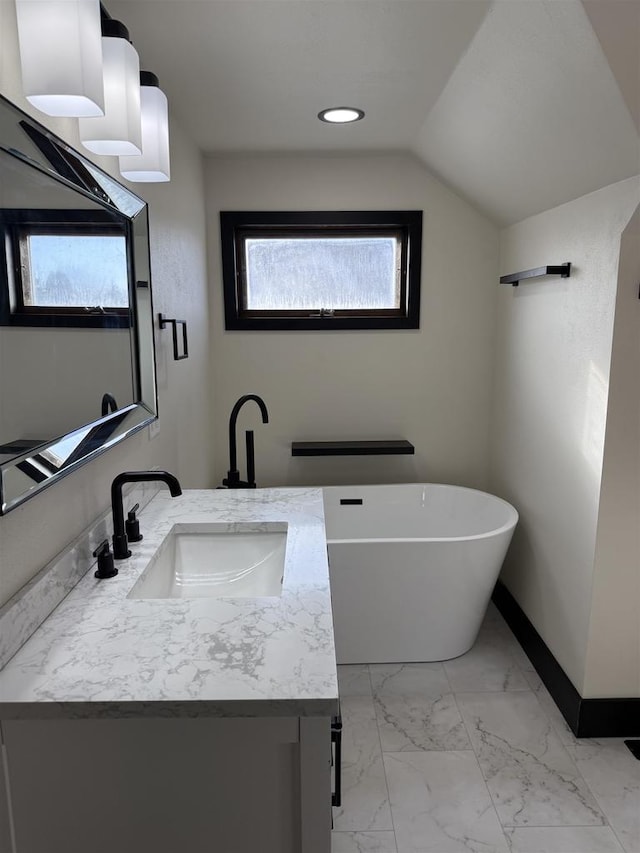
[323,484,518,663]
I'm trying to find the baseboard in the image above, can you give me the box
[492,581,640,738]
[578,699,640,738]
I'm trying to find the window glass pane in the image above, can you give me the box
[25,234,129,308]
[244,237,398,311]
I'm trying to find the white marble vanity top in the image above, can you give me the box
[0,488,339,720]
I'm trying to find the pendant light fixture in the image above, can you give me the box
[119,72,170,182]
[15,0,105,117]
[79,18,142,155]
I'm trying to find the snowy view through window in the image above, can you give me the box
[25,234,129,308]
[244,236,399,311]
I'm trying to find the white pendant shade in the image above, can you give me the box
[15,0,104,117]
[79,25,142,156]
[119,82,170,182]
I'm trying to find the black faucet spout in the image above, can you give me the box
[111,470,182,559]
[101,393,118,417]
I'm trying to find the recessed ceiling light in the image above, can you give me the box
[318,107,365,124]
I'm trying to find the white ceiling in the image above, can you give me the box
[110,0,492,152]
[110,0,640,224]
[413,0,640,223]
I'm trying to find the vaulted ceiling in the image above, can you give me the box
[110,0,640,224]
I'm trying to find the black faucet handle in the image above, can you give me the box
[126,503,143,542]
[93,539,109,558]
[93,539,118,579]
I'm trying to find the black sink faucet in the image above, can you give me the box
[101,393,118,417]
[111,470,182,559]
[223,394,269,489]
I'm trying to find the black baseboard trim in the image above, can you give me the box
[492,581,640,738]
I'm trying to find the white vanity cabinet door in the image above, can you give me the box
[3,716,331,853]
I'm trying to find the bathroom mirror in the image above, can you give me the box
[0,94,157,514]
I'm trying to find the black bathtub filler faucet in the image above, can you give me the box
[223,394,269,489]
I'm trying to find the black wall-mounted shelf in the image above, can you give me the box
[291,440,414,457]
[500,263,571,287]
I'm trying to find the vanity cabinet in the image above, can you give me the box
[2,716,332,853]
[0,488,338,853]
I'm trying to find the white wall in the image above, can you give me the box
[0,1,213,608]
[490,177,640,695]
[205,153,499,491]
[584,204,640,698]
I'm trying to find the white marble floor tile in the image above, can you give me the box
[482,602,508,628]
[477,608,537,670]
[522,668,544,692]
[501,638,536,674]
[570,739,640,853]
[339,665,373,697]
[478,613,514,647]
[504,825,625,852]
[443,633,530,692]
[369,663,449,695]
[529,683,580,749]
[369,663,470,751]
[384,750,510,853]
[374,693,471,751]
[332,695,393,833]
[332,831,398,852]
[456,691,606,827]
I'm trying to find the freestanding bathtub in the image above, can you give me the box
[323,484,518,663]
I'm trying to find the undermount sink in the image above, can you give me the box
[127,522,287,599]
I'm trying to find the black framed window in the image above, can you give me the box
[220,211,422,330]
[0,210,132,329]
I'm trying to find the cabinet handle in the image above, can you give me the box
[331,713,342,808]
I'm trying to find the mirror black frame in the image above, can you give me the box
[0,94,158,514]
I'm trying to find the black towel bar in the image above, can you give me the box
[159,313,189,360]
[500,263,571,287]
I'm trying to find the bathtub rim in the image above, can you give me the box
[322,482,519,545]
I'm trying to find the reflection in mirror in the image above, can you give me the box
[0,94,157,513]
[15,228,129,313]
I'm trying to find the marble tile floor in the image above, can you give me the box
[331,604,640,853]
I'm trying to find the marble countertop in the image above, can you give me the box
[0,488,339,720]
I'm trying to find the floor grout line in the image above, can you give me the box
[501,822,625,828]
[566,763,631,853]
[450,688,513,850]
[369,664,399,852]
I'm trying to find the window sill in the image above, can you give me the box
[226,316,419,332]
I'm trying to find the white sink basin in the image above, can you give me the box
[127,522,287,599]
